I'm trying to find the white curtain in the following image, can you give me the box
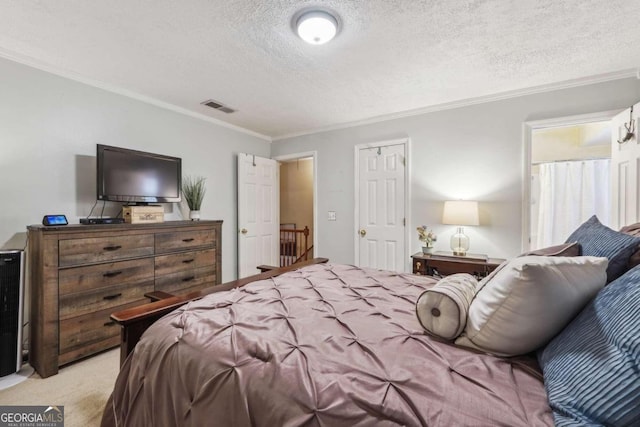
[535,159,610,248]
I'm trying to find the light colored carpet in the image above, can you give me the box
[0,349,119,427]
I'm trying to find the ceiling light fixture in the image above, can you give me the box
[296,10,338,45]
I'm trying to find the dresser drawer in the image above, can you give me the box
[155,249,215,276]
[59,280,154,320]
[427,259,490,277]
[59,335,121,367]
[411,253,505,279]
[59,258,154,296]
[155,265,216,295]
[59,299,147,355]
[155,230,215,254]
[59,234,154,267]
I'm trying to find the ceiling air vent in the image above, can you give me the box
[201,99,236,114]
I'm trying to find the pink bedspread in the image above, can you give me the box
[102,263,552,426]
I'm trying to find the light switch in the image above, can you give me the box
[327,211,337,221]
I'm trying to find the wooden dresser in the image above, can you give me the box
[27,220,222,378]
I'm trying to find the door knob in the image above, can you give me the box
[359,229,366,237]
[240,228,248,234]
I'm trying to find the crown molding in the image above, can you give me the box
[272,68,640,141]
[0,49,272,142]
[2,47,636,144]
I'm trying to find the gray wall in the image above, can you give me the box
[2,55,639,276]
[0,57,270,281]
[271,77,640,266]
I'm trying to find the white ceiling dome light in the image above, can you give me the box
[296,10,338,45]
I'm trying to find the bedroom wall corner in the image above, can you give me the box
[0,56,270,283]
[270,77,640,264]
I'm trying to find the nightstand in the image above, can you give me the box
[411,252,505,279]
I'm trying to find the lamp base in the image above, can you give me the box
[450,226,470,256]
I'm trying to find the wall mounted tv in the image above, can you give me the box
[97,144,182,204]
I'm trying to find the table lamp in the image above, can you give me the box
[442,200,479,256]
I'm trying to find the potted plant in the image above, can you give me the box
[417,225,437,254]
[182,175,206,220]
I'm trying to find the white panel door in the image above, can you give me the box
[238,153,279,278]
[357,143,406,271]
[611,103,640,229]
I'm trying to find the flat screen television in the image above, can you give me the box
[97,144,182,204]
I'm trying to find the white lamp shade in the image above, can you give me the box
[297,11,338,45]
[442,201,480,226]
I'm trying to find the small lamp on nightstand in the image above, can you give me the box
[442,200,479,256]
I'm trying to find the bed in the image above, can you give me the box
[101,260,552,426]
[102,214,640,426]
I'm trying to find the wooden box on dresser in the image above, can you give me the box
[27,220,222,378]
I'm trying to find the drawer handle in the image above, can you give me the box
[103,293,122,301]
[182,259,195,264]
[103,271,123,278]
[103,321,116,327]
[182,238,195,243]
[103,245,122,251]
[182,276,195,282]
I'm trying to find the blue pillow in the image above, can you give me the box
[565,215,640,282]
[538,264,640,426]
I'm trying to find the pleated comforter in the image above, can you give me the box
[102,263,552,426]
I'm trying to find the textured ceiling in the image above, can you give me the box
[1,0,639,139]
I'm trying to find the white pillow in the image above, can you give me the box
[416,274,478,340]
[454,255,608,356]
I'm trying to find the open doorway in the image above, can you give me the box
[274,152,317,266]
[527,118,613,250]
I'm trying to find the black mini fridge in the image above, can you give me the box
[0,250,24,377]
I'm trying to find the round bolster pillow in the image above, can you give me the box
[415,273,478,340]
